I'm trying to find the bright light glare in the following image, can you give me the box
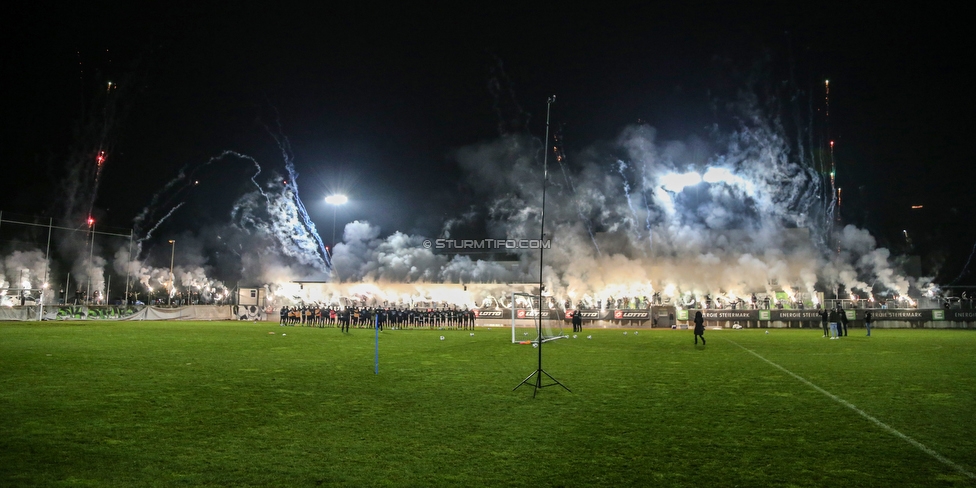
[325,195,348,205]
[702,167,735,184]
[663,283,677,297]
[659,172,701,193]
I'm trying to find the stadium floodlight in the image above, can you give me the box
[324,194,348,206]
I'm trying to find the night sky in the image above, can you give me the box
[3,3,973,285]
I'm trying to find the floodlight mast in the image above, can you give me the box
[325,194,348,252]
[514,95,570,397]
[325,194,348,280]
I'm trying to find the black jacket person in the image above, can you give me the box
[693,311,705,345]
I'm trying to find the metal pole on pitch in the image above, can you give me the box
[537,96,553,373]
[374,313,379,375]
[512,291,516,343]
[40,217,52,321]
[513,95,570,396]
[86,222,95,305]
[168,240,176,306]
[124,230,133,306]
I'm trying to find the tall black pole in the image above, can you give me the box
[537,96,553,376]
[514,95,570,397]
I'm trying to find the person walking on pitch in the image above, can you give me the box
[693,311,706,345]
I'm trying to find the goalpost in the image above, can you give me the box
[510,292,567,344]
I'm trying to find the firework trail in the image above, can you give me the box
[41,57,135,305]
[615,160,644,246]
[487,55,531,135]
[140,203,184,243]
[639,163,654,251]
[57,66,127,227]
[133,150,264,242]
[553,128,601,256]
[263,118,332,271]
[948,238,976,286]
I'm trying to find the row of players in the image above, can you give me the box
[278,306,477,330]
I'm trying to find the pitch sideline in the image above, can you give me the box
[726,339,975,480]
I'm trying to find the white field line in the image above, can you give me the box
[727,339,975,480]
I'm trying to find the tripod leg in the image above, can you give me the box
[540,369,572,392]
[513,370,540,391]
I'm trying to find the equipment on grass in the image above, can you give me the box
[510,291,567,344]
[511,96,570,397]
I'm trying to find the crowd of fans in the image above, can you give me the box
[561,293,772,310]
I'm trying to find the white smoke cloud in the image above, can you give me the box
[0,250,51,306]
[2,86,927,311]
[308,114,924,310]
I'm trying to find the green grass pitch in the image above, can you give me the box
[1,321,974,487]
